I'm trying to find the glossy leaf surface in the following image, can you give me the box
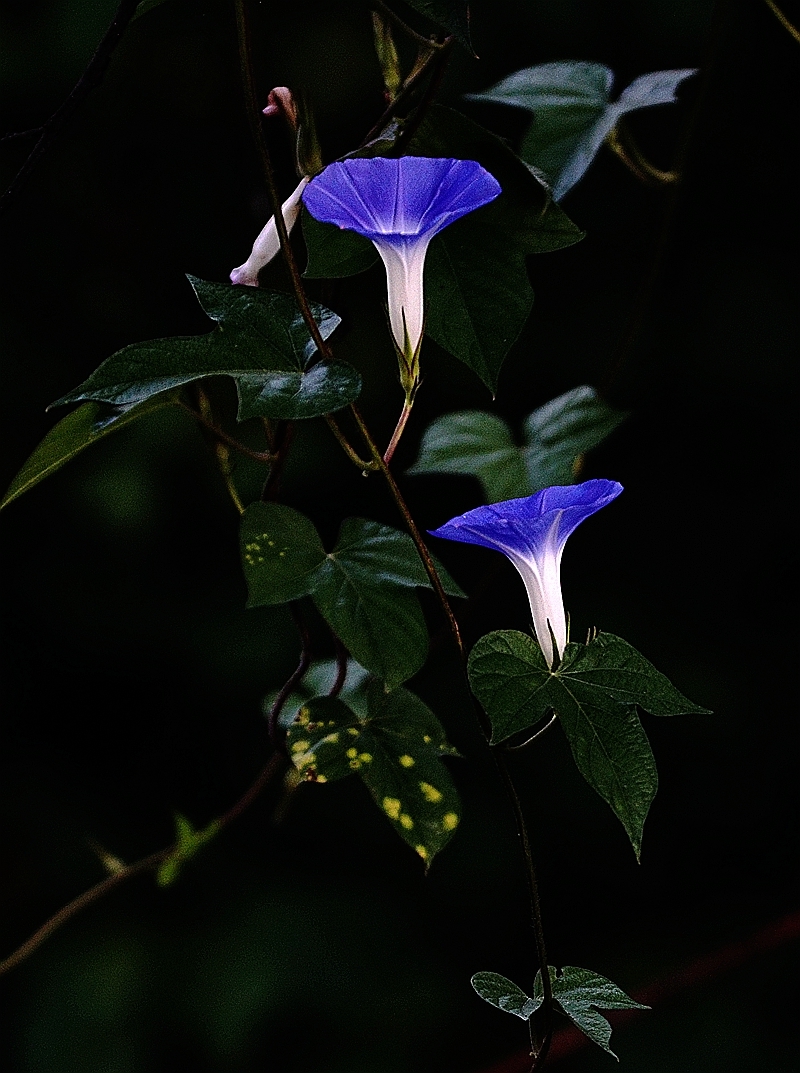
[52,277,356,423]
[403,0,472,51]
[287,685,460,864]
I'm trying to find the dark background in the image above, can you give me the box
[1,0,797,1070]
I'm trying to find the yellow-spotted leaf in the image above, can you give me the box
[287,684,461,866]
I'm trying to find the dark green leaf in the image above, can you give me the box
[408,387,625,502]
[402,0,472,51]
[242,511,461,689]
[536,965,648,1057]
[302,209,379,279]
[287,684,461,864]
[52,277,357,423]
[410,106,583,393]
[558,633,711,717]
[1,392,181,511]
[471,972,540,1020]
[240,502,326,606]
[467,630,552,744]
[549,673,657,860]
[523,386,628,490]
[468,62,696,199]
[311,518,463,690]
[467,629,705,855]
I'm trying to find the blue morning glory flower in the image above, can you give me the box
[430,480,623,667]
[302,157,501,374]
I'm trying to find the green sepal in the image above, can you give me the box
[409,106,584,393]
[287,684,461,865]
[537,965,649,1057]
[156,813,221,887]
[1,391,181,511]
[241,503,463,690]
[468,630,708,857]
[51,276,357,423]
[408,386,626,502]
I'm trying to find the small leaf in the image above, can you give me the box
[467,630,552,744]
[539,965,648,1057]
[156,813,221,887]
[240,502,326,606]
[468,62,696,199]
[471,972,541,1020]
[302,209,379,279]
[403,0,473,51]
[1,391,181,511]
[52,277,357,423]
[408,411,530,501]
[523,386,627,491]
[410,106,583,392]
[287,684,461,864]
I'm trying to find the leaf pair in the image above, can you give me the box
[468,631,709,857]
[241,503,463,690]
[408,385,627,502]
[472,965,648,1057]
[468,62,697,199]
[286,684,460,865]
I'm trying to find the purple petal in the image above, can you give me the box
[302,157,501,245]
[429,480,623,561]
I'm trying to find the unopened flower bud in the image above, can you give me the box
[262,86,298,130]
[229,176,309,287]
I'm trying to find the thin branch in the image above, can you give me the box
[179,401,276,463]
[373,0,448,50]
[349,402,464,660]
[0,0,141,213]
[261,420,295,501]
[358,35,453,149]
[234,0,331,360]
[605,124,679,186]
[383,398,414,464]
[495,753,553,1071]
[325,413,379,470]
[0,750,286,977]
[763,0,800,42]
[265,604,312,747]
[330,634,349,699]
